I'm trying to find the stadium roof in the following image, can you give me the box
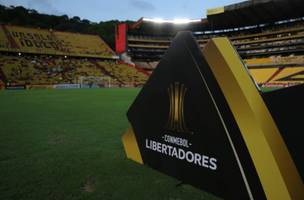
[207,0,304,29]
[130,0,304,32]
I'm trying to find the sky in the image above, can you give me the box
[0,0,245,22]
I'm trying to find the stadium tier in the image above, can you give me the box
[115,0,304,87]
[126,21,304,60]
[98,61,148,86]
[0,25,115,58]
[0,24,149,88]
[244,56,304,87]
[0,55,104,85]
[0,54,148,88]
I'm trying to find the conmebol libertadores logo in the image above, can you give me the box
[166,82,190,133]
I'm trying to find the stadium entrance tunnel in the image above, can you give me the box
[122,31,304,200]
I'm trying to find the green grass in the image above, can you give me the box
[260,87,282,92]
[0,89,219,200]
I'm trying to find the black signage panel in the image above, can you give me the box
[123,32,304,200]
[262,85,304,181]
[127,32,265,199]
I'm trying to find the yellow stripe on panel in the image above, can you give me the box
[122,126,143,164]
[181,86,188,132]
[203,37,304,200]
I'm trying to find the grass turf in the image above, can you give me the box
[0,89,220,200]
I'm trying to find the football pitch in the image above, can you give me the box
[0,89,220,200]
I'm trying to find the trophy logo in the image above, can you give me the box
[166,82,189,133]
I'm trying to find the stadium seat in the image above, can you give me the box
[0,25,115,58]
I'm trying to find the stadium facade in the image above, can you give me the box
[115,0,304,88]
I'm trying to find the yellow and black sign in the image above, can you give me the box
[122,32,304,200]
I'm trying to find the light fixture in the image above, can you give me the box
[143,18,201,24]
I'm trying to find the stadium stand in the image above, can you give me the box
[126,20,304,60]
[117,0,304,87]
[0,54,148,87]
[0,54,101,85]
[244,56,304,87]
[0,25,115,58]
[0,24,149,88]
[54,31,115,58]
[98,61,148,86]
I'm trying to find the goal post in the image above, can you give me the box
[77,76,113,88]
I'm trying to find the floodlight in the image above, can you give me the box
[143,18,201,24]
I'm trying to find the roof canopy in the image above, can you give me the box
[207,0,304,29]
[130,0,304,34]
